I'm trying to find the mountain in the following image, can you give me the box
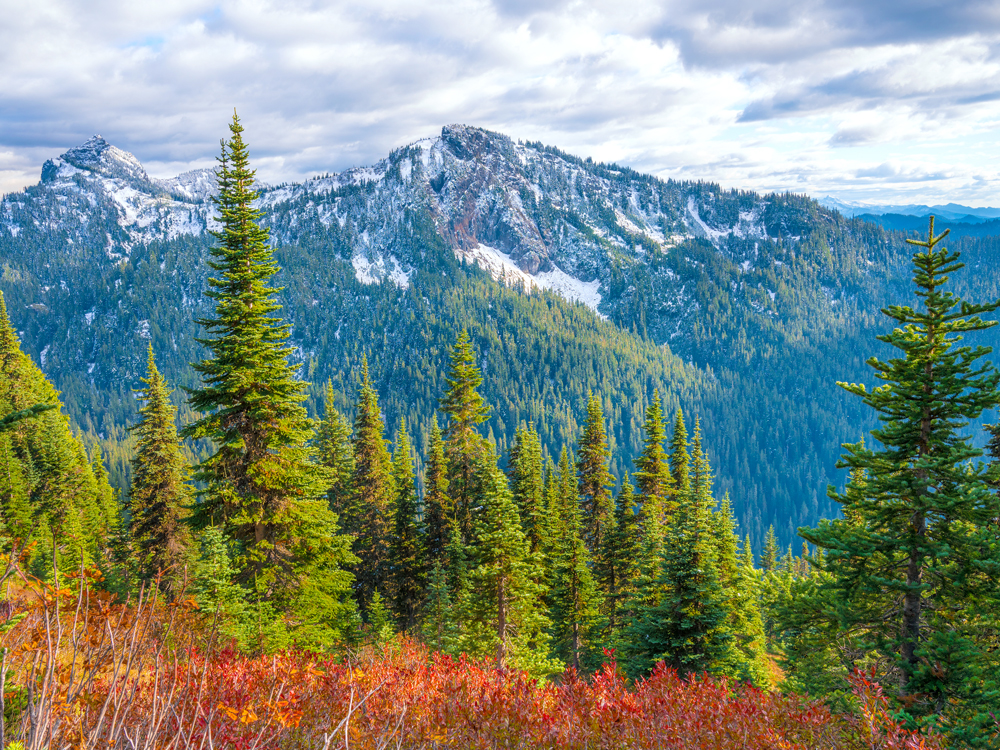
[818,196,1000,222]
[5,126,1000,550]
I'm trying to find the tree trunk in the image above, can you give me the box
[497,576,507,667]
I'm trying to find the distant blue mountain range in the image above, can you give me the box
[818,196,1000,224]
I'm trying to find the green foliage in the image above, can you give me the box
[351,358,396,613]
[182,114,333,611]
[799,218,1000,737]
[391,419,425,631]
[576,392,615,557]
[128,345,193,586]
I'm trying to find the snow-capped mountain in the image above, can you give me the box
[2,125,820,320]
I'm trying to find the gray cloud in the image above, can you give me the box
[2,0,1000,204]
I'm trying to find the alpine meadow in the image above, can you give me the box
[2,113,1000,748]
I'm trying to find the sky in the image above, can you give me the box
[2,0,1000,205]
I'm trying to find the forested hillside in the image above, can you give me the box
[3,126,1000,550]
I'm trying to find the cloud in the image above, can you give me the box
[1,0,1000,204]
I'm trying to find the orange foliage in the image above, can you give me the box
[0,572,941,750]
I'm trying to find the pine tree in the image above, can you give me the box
[712,491,769,685]
[351,358,396,613]
[626,418,728,677]
[391,419,425,632]
[597,472,641,637]
[669,409,690,499]
[633,390,674,556]
[128,345,193,586]
[801,218,1000,730]
[183,114,334,604]
[440,329,491,542]
[465,449,557,675]
[509,424,546,554]
[0,292,115,575]
[421,561,458,652]
[315,379,355,524]
[423,416,452,564]
[761,526,779,572]
[576,392,615,555]
[550,447,603,671]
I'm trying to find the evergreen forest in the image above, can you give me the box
[1,116,999,747]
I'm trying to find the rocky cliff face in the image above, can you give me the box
[4,124,827,323]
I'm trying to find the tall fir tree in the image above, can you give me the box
[391,418,425,632]
[423,415,452,564]
[711,491,769,685]
[668,409,691,499]
[597,472,642,638]
[182,116,357,645]
[550,447,603,671]
[576,392,615,555]
[128,345,193,586]
[633,390,674,556]
[509,424,547,554]
[761,526,779,572]
[440,329,491,542]
[0,292,116,575]
[464,449,557,676]
[801,218,1000,735]
[626,417,729,678]
[351,357,396,613]
[183,114,335,600]
[315,379,355,524]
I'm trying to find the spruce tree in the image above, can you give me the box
[0,292,115,575]
[391,418,425,632]
[761,526,779,572]
[550,447,603,671]
[440,329,491,542]
[712,491,769,685]
[576,392,615,555]
[626,419,728,677]
[801,217,1000,731]
[315,379,355,524]
[598,472,641,637]
[669,409,690,499]
[128,345,193,585]
[509,424,547,554]
[183,114,333,600]
[465,449,557,676]
[633,390,674,554]
[351,357,396,613]
[423,416,452,564]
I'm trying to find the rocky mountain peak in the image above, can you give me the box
[41,135,150,185]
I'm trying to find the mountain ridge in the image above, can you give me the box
[6,124,1000,550]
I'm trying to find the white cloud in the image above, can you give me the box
[1,0,999,204]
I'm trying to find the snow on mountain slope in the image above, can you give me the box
[1,125,819,321]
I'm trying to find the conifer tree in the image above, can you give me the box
[576,392,615,555]
[128,345,193,585]
[423,416,452,564]
[633,390,674,554]
[465,449,557,675]
[391,419,425,631]
[761,526,779,572]
[550,447,603,671]
[597,472,641,637]
[351,357,396,612]
[315,380,355,523]
[801,218,1000,731]
[669,409,690,499]
[421,561,458,652]
[0,292,115,574]
[183,114,340,605]
[509,424,546,554]
[626,419,728,677]
[712,491,769,685]
[440,329,491,542]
